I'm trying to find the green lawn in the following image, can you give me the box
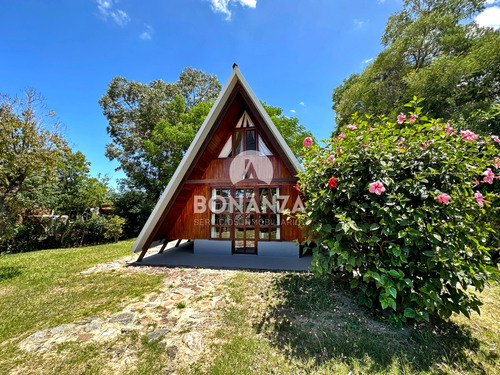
[0,241,499,374]
[0,240,163,374]
[197,273,500,375]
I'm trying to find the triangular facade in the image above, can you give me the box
[132,65,303,260]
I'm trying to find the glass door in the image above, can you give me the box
[233,188,257,254]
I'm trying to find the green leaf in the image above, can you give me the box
[404,308,416,318]
[432,233,442,242]
[381,299,389,309]
[421,310,430,322]
[408,228,420,237]
[389,269,400,278]
[388,298,397,311]
[387,287,397,299]
[350,279,359,289]
[423,251,435,257]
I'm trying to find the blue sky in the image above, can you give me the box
[1,0,498,186]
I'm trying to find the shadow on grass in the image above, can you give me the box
[0,266,22,281]
[257,273,486,374]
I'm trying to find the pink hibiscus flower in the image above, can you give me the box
[336,132,345,140]
[303,137,313,147]
[474,191,484,207]
[422,141,430,149]
[348,123,357,130]
[397,113,406,124]
[492,135,500,144]
[483,168,495,184]
[494,158,500,168]
[460,130,478,142]
[368,181,386,195]
[438,193,451,204]
[408,114,418,123]
[445,122,454,135]
[326,155,335,165]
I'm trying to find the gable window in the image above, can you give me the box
[218,111,273,158]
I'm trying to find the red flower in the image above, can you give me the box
[328,177,338,189]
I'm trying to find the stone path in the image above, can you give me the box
[18,258,238,373]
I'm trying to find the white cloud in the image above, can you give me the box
[475,6,500,30]
[485,0,499,5]
[238,0,256,6]
[207,0,257,20]
[377,0,386,3]
[363,57,374,64]
[353,19,365,28]
[96,0,130,26]
[140,24,154,40]
[299,102,305,106]
[290,109,296,113]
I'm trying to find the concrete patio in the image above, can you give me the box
[129,240,312,272]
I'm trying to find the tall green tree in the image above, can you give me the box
[0,89,65,241]
[332,0,499,130]
[99,67,221,199]
[261,102,314,158]
[23,149,110,220]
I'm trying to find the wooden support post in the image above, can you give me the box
[158,239,169,254]
[136,246,149,262]
[175,239,182,247]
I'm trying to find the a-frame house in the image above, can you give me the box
[132,65,303,262]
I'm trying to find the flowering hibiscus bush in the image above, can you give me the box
[296,98,500,321]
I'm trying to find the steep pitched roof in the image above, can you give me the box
[131,65,301,252]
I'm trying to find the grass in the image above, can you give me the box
[0,242,499,374]
[195,272,500,375]
[0,239,163,374]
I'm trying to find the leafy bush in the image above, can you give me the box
[0,214,126,253]
[296,99,499,321]
[103,215,125,242]
[0,223,56,254]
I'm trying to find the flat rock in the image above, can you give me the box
[85,320,103,332]
[109,312,135,325]
[147,328,170,342]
